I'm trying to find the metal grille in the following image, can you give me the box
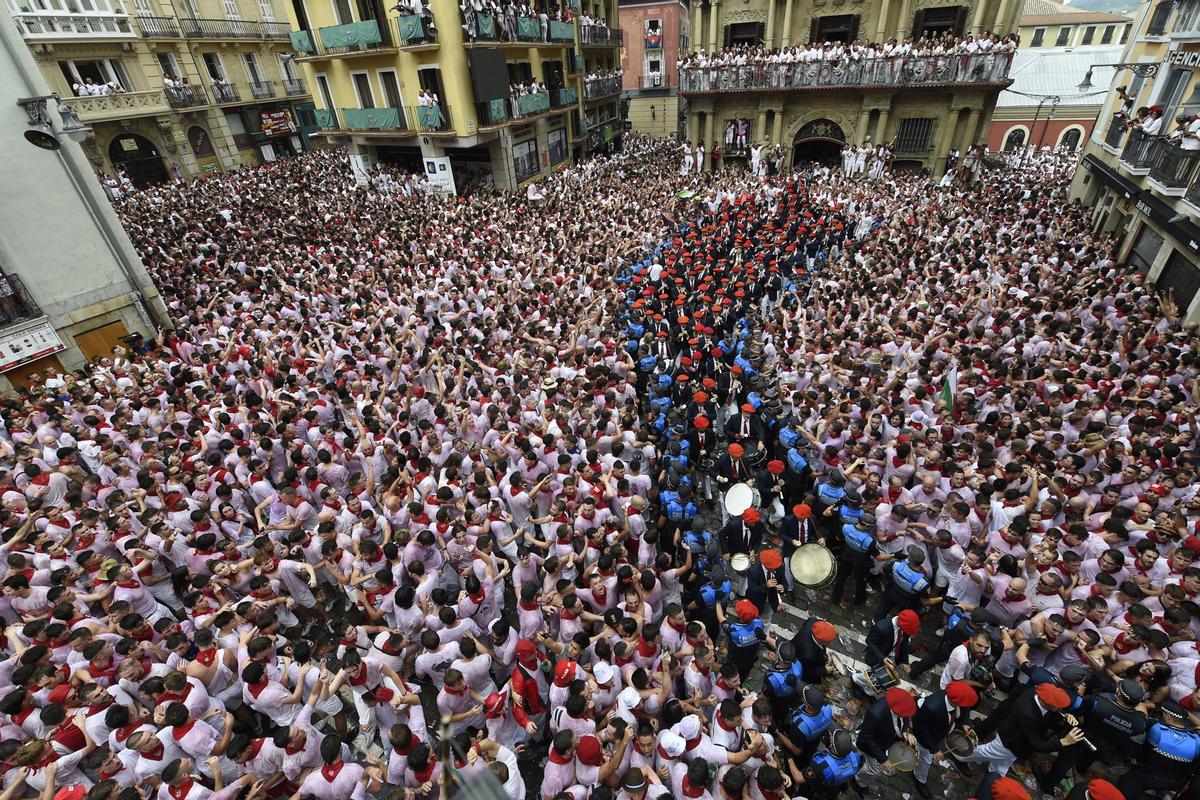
[894,118,935,154]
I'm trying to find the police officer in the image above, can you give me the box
[813,470,847,539]
[688,566,732,643]
[782,685,835,769]
[831,512,878,608]
[683,518,715,582]
[726,598,770,681]
[763,641,805,722]
[1118,700,1200,800]
[874,546,935,623]
[799,729,864,800]
[1040,678,1147,793]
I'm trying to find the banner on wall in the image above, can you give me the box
[349,153,370,186]
[260,109,295,137]
[424,156,457,195]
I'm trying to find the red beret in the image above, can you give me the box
[897,609,921,636]
[767,459,785,475]
[735,599,758,622]
[1086,779,1124,800]
[946,680,979,708]
[811,620,837,643]
[793,503,812,519]
[991,777,1031,800]
[885,687,917,718]
[694,416,710,429]
[1036,683,1071,710]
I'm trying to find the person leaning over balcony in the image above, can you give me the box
[1141,106,1165,136]
[1169,114,1200,151]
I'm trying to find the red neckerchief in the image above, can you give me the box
[142,742,165,761]
[548,749,573,765]
[172,719,197,740]
[636,637,657,658]
[246,678,270,698]
[195,648,217,666]
[412,758,437,783]
[682,776,706,798]
[168,779,194,800]
[114,722,139,742]
[320,761,345,782]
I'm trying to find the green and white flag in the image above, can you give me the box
[940,360,958,418]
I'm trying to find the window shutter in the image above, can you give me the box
[809,16,819,44]
[723,24,732,47]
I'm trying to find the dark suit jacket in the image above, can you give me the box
[724,412,765,443]
[864,617,912,668]
[790,618,830,683]
[719,518,764,556]
[912,691,958,752]
[997,691,1068,759]
[746,563,785,615]
[714,453,751,484]
[857,695,905,762]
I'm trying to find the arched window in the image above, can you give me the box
[1060,128,1082,152]
[1004,128,1026,152]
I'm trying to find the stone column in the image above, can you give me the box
[692,0,702,50]
[873,0,891,41]
[933,108,960,176]
[756,109,767,145]
[780,0,794,47]
[703,108,715,167]
[707,0,720,52]
[958,108,981,151]
[874,106,891,144]
[895,0,913,39]
[765,0,776,47]
[855,107,871,144]
[773,108,785,146]
[969,0,989,34]
[689,109,701,147]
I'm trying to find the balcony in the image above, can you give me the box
[249,79,275,99]
[1104,113,1127,149]
[61,89,171,122]
[135,14,179,36]
[411,103,451,132]
[211,82,241,104]
[548,19,574,42]
[550,86,577,107]
[0,276,43,330]
[1121,130,1161,171]
[166,84,208,108]
[180,17,262,37]
[315,108,338,129]
[313,19,393,56]
[290,29,314,52]
[580,24,621,46]
[1149,140,1200,193]
[640,73,665,89]
[342,106,407,130]
[516,16,541,41]
[396,14,436,45]
[514,90,551,118]
[477,98,510,125]
[261,21,291,38]
[584,75,621,100]
[12,10,133,38]
[679,52,1014,94]
[282,77,307,96]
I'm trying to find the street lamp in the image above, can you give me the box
[1078,61,1161,92]
[15,93,93,149]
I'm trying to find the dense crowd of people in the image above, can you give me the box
[678,34,1017,91]
[3,134,1199,800]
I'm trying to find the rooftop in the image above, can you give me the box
[1020,0,1131,24]
[996,44,1123,107]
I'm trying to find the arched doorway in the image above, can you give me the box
[1059,127,1082,152]
[108,133,168,188]
[1004,127,1026,152]
[791,119,846,166]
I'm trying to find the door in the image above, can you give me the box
[378,70,402,110]
[108,134,169,187]
[74,321,130,362]
[203,52,225,82]
[1158,249,1200,314]
[352,72,375,108]
[4,355,65,391]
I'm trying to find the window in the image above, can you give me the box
[1148,2,1173,34]
[157,52,181,80]
[1059,128,1082,152]
[508,61,534,85]
[221,0,239,18]
[1101,24,1114,43]
[644,18,661,49]
[315,73,335,110]
[178,0,198,16]
[418,67,444,102]
[1030,27,1045,46]
[224,110,251,149]
[258,0,274,20]
[513,136,539,182]
[1158,249,1200,312]
[59,58,133,90]
[723,21,763,47]
[1175,0,1200,33]
[1128,224,1164,272]
[895,118,935,153]
[242,53,263,84]
[810,14,860,43]
[548,127,567,164]
[1054,26,1071,45]
[278,52,297,80]
[202,52,225,82]
[911,6,967,38]
[333,0,353,24]
[131,0,152,15]
[1120,23,1130,42]
[1004,128,1026,152]
[351,71,375,108]
[377,69,402,109]
[1082,25,1095,44]
[1157,67,1191,123]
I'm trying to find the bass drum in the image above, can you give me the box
[790,543,836,589]
[724,482,754,517]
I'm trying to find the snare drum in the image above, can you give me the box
[724,483,754,517]
[790,543,837,589]
[730,553,752,575]
[864,661,900,695]
[886,742,917,772]
[945,728,979,759]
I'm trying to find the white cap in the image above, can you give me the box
[592,662,614,685]
[674,714,701,740]
[658,731,686,758]
[618,687,641,709]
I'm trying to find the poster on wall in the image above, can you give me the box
[424,156,457,195]
[260,109,295,137]
[349,153,371,186]
[0,318,65,373]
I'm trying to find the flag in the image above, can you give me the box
[940,360,958,418]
